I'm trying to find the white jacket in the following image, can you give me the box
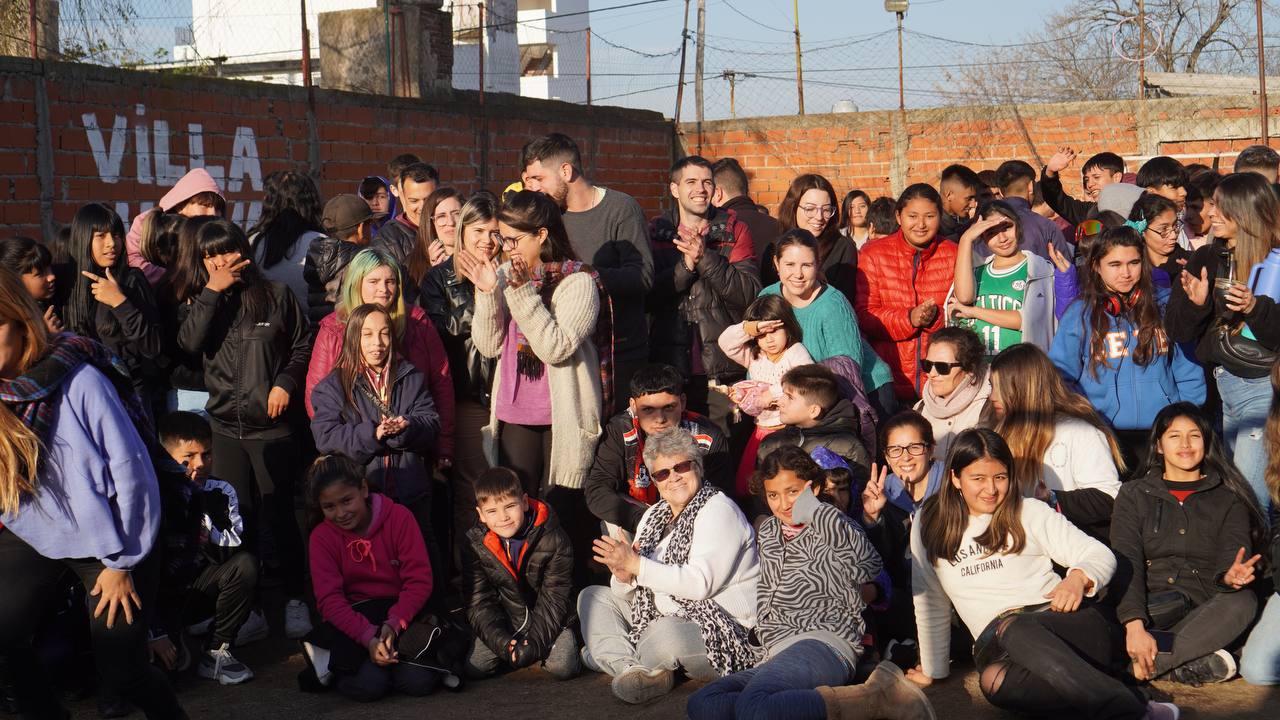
[1042,416,1122,497]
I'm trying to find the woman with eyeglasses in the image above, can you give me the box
[408,188,465,296]
[1166,171,1280,514]
[990,343,1123,540]
[912,326,994,462]
[1050,226,1205,474]
[458,190,614,587]
[580,428,758,704]
[855,183,959,404]
[777,174,859,304]
[418,193,501,558]
[1128,193,1190,290]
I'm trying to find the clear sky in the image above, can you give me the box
[583,0,1066,118]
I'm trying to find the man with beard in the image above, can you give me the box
[646,155,759,433]
[522,133,654,402]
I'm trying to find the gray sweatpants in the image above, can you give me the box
[577,585,716,680]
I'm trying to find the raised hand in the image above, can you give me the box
[958,215,1008,245]
[455,249,498,293]
[1180,266,1210,307]
[1223,547,1262,589]
[1046,242,1072,273]
[673,226,706,271]
[508,252,531,289]
[862,462,889,524]
[428,238,449,267]
[81,268,127,308]
[203,254,250,293]
[1046,146,1076,175]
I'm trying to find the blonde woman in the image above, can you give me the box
[0,267,185,718]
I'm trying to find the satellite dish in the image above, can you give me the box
[832,100,859,113]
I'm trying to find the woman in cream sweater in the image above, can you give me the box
[458,189,613,582]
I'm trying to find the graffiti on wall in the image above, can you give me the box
[81,104,264,226]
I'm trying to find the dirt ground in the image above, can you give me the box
[63,636,1280,720]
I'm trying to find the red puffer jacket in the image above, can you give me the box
[854,231,957,400]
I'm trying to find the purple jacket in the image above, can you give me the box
[1,364,161,570]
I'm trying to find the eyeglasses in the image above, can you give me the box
[499,232,532,249]
[885,442,929,459]
[799,204,836,219]
[432,210,461,224]
[1075,219,1104,245]
[920,359,960,376]
[1146,221,1183,239]
[650,459,695,483]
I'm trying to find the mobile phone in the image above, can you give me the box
[1150,630,1176,654]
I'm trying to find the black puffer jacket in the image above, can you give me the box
[419,258,494,405]
[371,215,417,267]
[463,499,574,668]
[757,398,871,477]
[584,410,731,532]
[177,281,311,440]
[303,234,360,327]
[1110,469,1258,628]
[648,208,760,381]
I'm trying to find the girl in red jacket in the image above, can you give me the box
[856,184,958,402]
[305,455,439,702]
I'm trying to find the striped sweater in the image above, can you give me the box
[756,490,883,664]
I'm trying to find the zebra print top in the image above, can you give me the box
[755,489,883,663]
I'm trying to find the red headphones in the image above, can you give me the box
[1104,288,1142,316]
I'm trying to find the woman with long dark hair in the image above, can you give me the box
[777,174,858,302]
[1111,402,1264,686]
[248,170,326,314]
[0,267,185,719]
[459,189,613,586]
[840,189,872,249]
[909,428,1175,720]
[990,343,1123,539]
[856,184,959,403]
[1167,171,1280,514]
[1127,193,1189,290]
[407,187,465,293]
[174,218,313,638]
[1050,226,1205,472]
[65,202,164,404]
[0,236,59,333]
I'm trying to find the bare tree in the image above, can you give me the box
[947,0,1270,104]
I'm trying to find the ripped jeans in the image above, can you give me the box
[1215,367,1272,518]
[973,604,1146,720]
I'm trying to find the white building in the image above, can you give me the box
[170,0,589,101]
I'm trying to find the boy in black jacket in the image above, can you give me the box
[463,468,579,680]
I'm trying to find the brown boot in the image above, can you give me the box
[816,662,936,720]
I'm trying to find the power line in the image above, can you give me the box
[721,0,791,34]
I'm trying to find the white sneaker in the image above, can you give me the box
[197,643,254,685]
[302,641,334,687]
[284,599,312,639]
[610,664,674,704]
[234,611,270,647]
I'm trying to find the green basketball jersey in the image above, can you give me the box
[970,257,1028,355]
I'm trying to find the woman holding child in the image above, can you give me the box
[579,428,759,705]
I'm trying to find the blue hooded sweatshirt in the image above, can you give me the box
[1049,287,1205,431]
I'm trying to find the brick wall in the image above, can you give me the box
[680,95,1278,212]
[0,56,674,239]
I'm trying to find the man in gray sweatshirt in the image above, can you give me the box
[523,133,655,403]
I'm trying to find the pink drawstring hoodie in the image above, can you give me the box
[308,493,434,647]
[125,168,225,285]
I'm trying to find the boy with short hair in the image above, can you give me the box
[463,468,579,680]
[154,411,259,685]
[1136,155,1193,250]
[757,364,869,474]
[1040,148,1125,225]
[386,153,422,202]
[938,164,981,241]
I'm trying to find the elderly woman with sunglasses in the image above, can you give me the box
[912,326,994,462]
[578,427,760,705]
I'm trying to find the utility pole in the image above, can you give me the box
[586,27,593,105]
[885,1,909,112]
[724,71,737,119]
[1257,0,1269,143]
[793,0,804,115]
[300,0,312,88]
[675,0,691,124]
[695,0,705,129]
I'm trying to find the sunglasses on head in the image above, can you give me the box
[920,359,959,376]
[1075,219,1104,244]
[651,459,695,483]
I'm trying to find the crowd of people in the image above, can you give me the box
[4,131,1280,720]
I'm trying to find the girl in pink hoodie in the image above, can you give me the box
[305,456,439,701]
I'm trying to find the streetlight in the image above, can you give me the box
[885,0,908,111]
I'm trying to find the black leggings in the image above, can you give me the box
[498,422,552,497]
[0,531,185,719]
[212,433,306,594]
[974,605,1146,720]
[1148,588,1257,677]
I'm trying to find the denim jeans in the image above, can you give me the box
[577,585,716,680]
[686,639,850,720]
[1215,367,1271,516]
[164,388,210,417]
[1241,592,1280,685]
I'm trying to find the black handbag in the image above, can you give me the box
[1208,322,1277,379]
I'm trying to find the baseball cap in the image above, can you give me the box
[323,194,386,234]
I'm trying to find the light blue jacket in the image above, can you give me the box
[1050,288,1206,430]
[970,251,1057,352]
[1,364,161,570]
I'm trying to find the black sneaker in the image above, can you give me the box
[885,638,920,671]
[1167,650,1237,687]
